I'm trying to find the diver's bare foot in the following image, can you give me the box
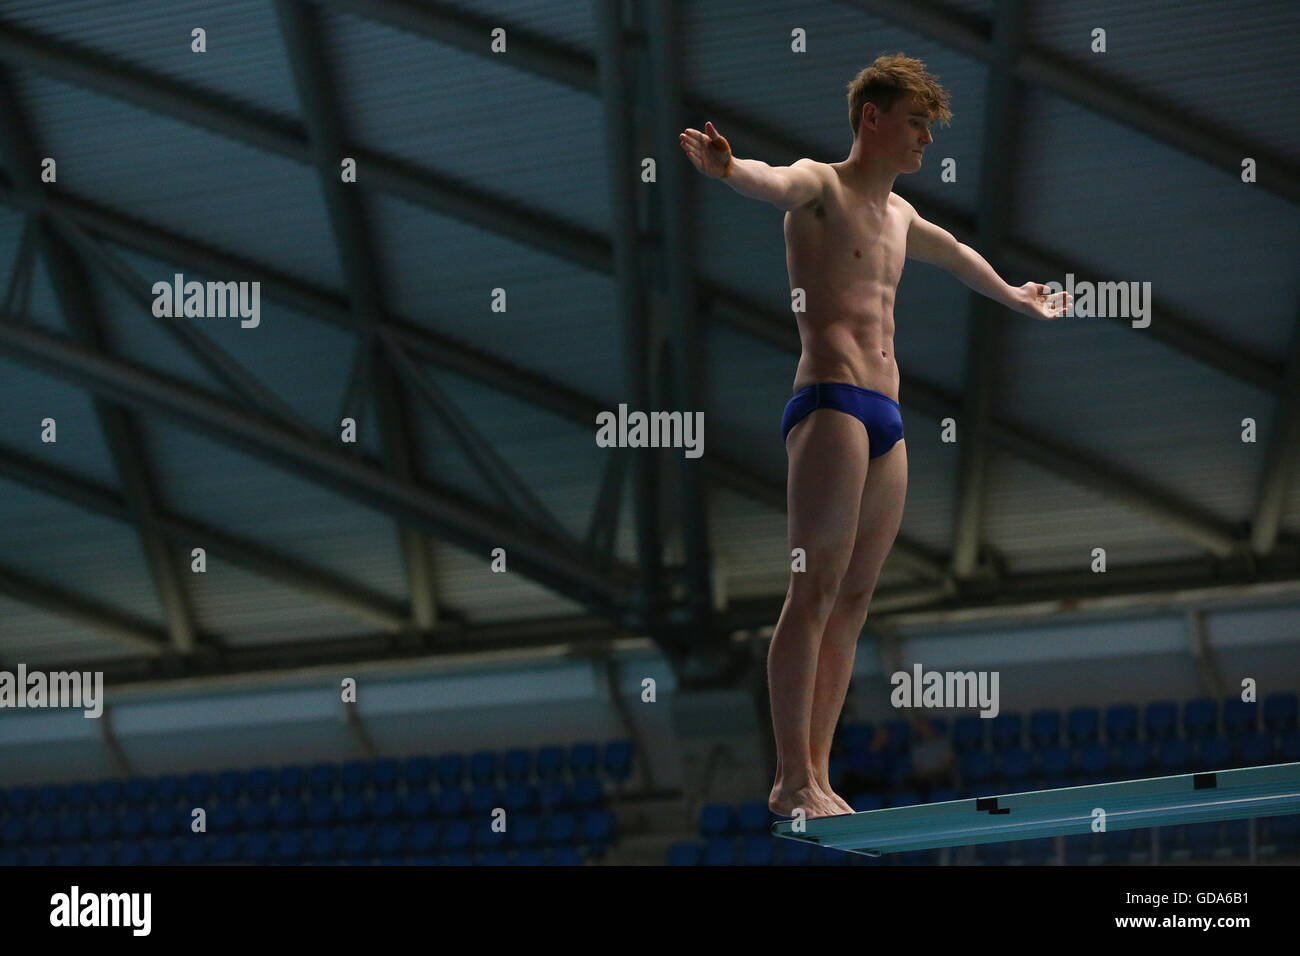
[769,782,842,819]
[818,783,854,815]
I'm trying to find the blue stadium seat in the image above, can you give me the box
[28,814,57,843]
[338,792,366,823]
[246,768,273,800]
[56,845,84,866]
[339,760,366,793]
[699,803,733,838]
[244,832,273,863]
[403,756,433,789]
[1182,698,1216,739]
[960,751,994,788]
[277,766,305,798]
[1264,693,1299,734]
[85,843,113,866]
[409,822,439,854]
[469,784,501,815]
[376,823,405,857]
[503,782,537,813]
[1039,746,1071,781]
[602,740,633,781]
[509,814,541,848]
[535,746,565,781]
[309,827,340,863]
[239,800,271,830]
[1222,698,1257,736]
[952,715,985,753]
[1022,837,1055,865]
[6,786,34,814]
[1198,736,1231,770]
[58,814,87,843]
[1105,704,1139,744]
[470,751,498,785]
[999,748,1033,785]
[211,803,241,833]
[1029,710,1061,748]
[667,842,702,865]
[401,789,433,819]
[123,778,152,806]
[930,788,958,804]
[65,783,93,810]
[372,759,399,791]
[703,837,736,866]
[274,830,306,864]
[1141,700,1176,741]
[550,847,583,866]
[538,780,569,811]
[212,771,242,802]
[841,722,874,751]
[1076,743,1111,781]
[94,779,124,807]
[580,809,615,849]
[342,826,372,861]
[444,851,473,866]
[742,834,774,866]
[572,776,603,808]
[569,743,598,777]
[307,794,335,827]
[735,801,771,834]
[274,798,305,829]
[1236,733,1274,767]
[542,812,576,845]
[115,843,145,866]
[514,848,545,866]
[884,719,911,753]
[991,713,1023,751]
[1264,814,1299,851]
[440,819,471,852]
[502,749,531,783]
[371,791,399,821]
[211,833,239,863]
[35,784,64,812]
[309,762,338,795]
[478,850,509,866]
[86,811,117,841]
[436,754,466,788]
[1117,741,1150,777]
[1281,731,1300,762]
[1155,738,1191,774]
[437,788,466,817]
[1067,708,1100,746]
[185,772,214,804]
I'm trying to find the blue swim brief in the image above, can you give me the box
[781,382,904,458]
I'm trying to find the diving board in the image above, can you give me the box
[771,761,1300,856]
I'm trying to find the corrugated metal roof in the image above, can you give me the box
[14,69,346,291]
[0,0,302,120]
[1024,0,1300,160]
[322,8,613,240]
[684,0,988,211]
[365,193,626,403]
[1012,86,1300,356]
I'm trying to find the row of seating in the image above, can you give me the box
[2,809,615,862]
[2,836,589,867]
[841,733,1300,792]
[673,817,1300,866]
[834,694,1299,756]
[0,741,635,815]
[0,784,611,846]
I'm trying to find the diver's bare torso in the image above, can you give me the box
[783,160,907,401]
